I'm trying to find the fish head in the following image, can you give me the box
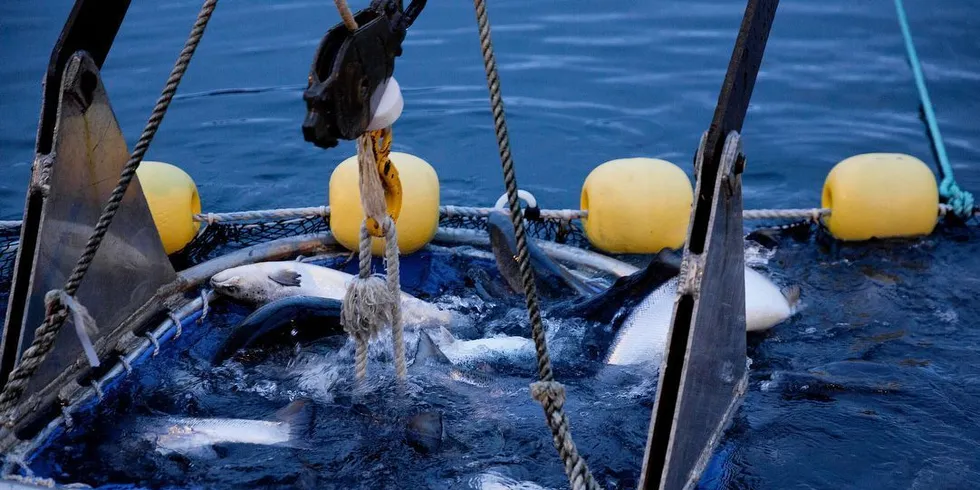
[211,264,290,304]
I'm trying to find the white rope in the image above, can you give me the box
[90,379,103,402]
[44,291,99,368]
[384,218,406,381]
[743,207,829,221]
[145,333,160,357]
[339,129,406,385]
[0,204,964,233]
[192,206,329,224]
[167,310,183,338]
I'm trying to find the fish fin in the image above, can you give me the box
[560,248,681,324]
[273,398,316,449]
[782,285,801,309]
[438,326,456,345]
[553,262,604,298]
[405,411,444,454]
[210,296,344,366]
[268,270,302,287]
[415,329,451,365]
[489,210,594,298]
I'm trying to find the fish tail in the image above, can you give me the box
[782,285,801,310]
[273,398,316,449]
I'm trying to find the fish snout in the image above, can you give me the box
[210,274,243,296]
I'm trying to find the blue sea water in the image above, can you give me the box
[1,0,979,489]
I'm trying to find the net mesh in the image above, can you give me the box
[1,225,19,323]
[0,211,588,320]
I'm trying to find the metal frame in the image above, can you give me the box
[0,0,782,488]
[2,0,133,388]
[640,1,780,488]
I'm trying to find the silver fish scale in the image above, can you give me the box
[605,278,679,366]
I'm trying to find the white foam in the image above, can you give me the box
[469,471,553,490]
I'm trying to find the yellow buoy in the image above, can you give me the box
[581,158,693,253]
[136,161,202,254]
[822,153,938,241]
[329,152,440,255]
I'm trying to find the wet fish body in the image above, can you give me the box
[420,326,535,366]
[211,295,344,365]
[605,267,799,366]
[210,261,453,328]
[487,210,602,298]
[138,399,315,458]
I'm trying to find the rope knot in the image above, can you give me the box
[341,275,396,342]
[530,381,566,410]
[43,290,100,368]
[941,180,975,220]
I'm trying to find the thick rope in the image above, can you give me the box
[0,0,218,423]
[743,208,828,221]
[340,129,405,384]
[472,0,599,488]
[194,206,328,224]
[334,0,359,32]
[341,221,393,382]
[12,205,978,232]
[384,220,407,381]
[894,0,974,218]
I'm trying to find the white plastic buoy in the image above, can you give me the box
[366,77,404,131]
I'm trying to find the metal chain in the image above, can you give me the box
[0,0,219,423]
[472,1,599,488]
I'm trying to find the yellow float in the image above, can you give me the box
[136,161,201,254]
[821,153,938,241]
[329,151,440,255]
[581,157,693,254]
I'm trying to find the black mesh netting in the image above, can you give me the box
[438,213,589,247]
[0,212,589,321]
[1,225,21,323]
[168,216,332,268]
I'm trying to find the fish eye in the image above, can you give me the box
[225,285,239,294]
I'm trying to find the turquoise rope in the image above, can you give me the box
[893,0,974,218]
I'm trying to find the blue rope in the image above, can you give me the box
[894,0,974,218]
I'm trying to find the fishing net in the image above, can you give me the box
[0,225,19,322]
[0,210,589,321]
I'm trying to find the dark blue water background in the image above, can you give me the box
[2,0,980,488]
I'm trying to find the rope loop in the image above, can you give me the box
[940,180,975,220]
[91,379,104,402]
[530,381,566,409]
[43,291,99,368]
[145,333,160,357]
[167,310,183,339]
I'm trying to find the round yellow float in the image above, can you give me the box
[822,153,938,241]
[135,161,201,255]
[329,152,440,255]
[581,157,693,254]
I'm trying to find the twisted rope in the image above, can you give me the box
[333,0,359,32]
[472,0,598,488]
[11,204,977,233]
[743,207,828,221]
[384,220,406,381]
[894,0,974,219]
[0,0,218,423]
[340,129,405,385]
[194,206,328,224]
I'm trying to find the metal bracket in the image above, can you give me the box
[2,0,132,387]
[0,53,176,404]
[301,0,426,148]
[639,0,778,489]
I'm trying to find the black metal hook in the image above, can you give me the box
[301,0,426,149]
